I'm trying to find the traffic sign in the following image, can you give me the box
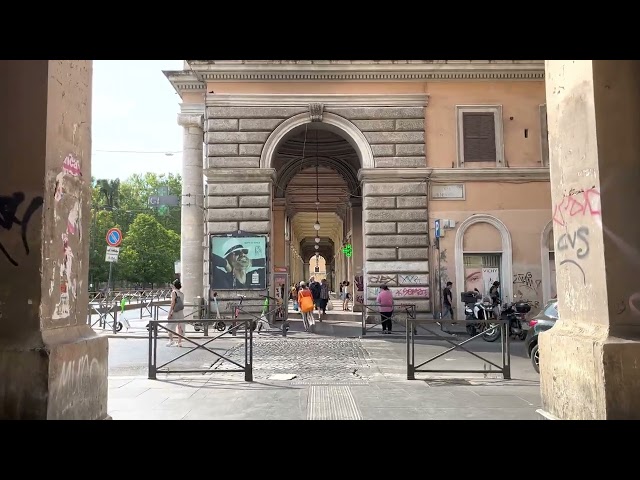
[106,227,122,247]
[434,219,441,239]
[105,246,120,263]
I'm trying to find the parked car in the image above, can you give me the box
[524,299,559,373]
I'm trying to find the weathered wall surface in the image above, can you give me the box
[0,60,108,420]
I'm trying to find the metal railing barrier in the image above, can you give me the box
[405,318,511,380]
[148,316,254,381]
[361,303,417,336]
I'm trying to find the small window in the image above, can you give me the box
[456,105,504,167]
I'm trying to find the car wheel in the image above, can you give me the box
[531,344,540,373]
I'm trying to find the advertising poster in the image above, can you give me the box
[210,235,267,290]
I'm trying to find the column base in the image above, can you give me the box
[0,325,108,420]
[539,321,640,420]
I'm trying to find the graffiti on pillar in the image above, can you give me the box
[369,286,430,299]
[556,226,590,285]
[354,275,364,305]
[53,353,106,399]
[399,274,429,285]
[552,187,601,227]
[0,192,44,267]
[367,274,397,286]
[52,154,83,320]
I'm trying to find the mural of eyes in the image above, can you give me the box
[467,273,481,282]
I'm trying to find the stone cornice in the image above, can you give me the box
[206,94,429,107]
[164,70,206,96]
[358,167,550,183]
[180,103,205,115]
[204,168,276,183]
[186,60,545,82]
[430,167,550,182]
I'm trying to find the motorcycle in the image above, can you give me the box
[462,289,495,337]
[482,301,531,342]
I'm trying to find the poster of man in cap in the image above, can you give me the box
[210,236,267,290]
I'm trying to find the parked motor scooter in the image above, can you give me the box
[462,289,493,336]
[482,301,531,342]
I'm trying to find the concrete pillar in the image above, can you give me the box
[177,110,204,307]
[540,60,640,419]
[0,60,109,419]
[359,168,431,314]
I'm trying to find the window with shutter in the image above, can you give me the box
[462,112,497,162]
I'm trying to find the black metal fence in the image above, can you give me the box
[148,317,254,381]
[360,303,417,335]
[406,318,511,380]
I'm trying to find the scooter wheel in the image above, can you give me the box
[215,322,226,331]
[194,325,201,332]
[116,322,123,332]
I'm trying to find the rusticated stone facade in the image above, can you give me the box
[202,97,430,312]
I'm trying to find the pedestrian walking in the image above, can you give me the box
[297,282,315,332]
[319,278,330,318]
[376,284,394,333]
[167,279,186,347]
[441,281,455,325]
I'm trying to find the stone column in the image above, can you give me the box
[0,60,108,419]
[303,262,310,281]
[540,60,640,419]
[177,110,204,307]
[351,200,364,311]
[359,168,431,314]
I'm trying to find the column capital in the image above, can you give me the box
[178,113,204,129]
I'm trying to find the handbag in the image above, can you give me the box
[300,294,314,313]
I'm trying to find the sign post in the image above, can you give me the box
[105,227,122,334]
[105,227,122,293]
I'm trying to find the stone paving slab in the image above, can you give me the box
[108,333,542,420]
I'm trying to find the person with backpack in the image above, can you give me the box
[167,279,186,347]
[297,282,315,332]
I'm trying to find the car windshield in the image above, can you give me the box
[543,301,559,319]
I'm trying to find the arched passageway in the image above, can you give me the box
[269,124,363,302]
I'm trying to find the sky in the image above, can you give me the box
[91,60,185,180]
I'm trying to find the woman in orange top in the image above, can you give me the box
[297,282,315,332]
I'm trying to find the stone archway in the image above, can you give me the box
[454,214,513,316]
[260,111,374,170]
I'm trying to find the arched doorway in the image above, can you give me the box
[263,115,369,309]
[454,214,513,316]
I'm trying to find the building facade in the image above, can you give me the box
[165,60,551,319]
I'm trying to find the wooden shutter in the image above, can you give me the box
[462,112,497,162]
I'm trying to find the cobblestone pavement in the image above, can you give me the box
[211,337,377,382]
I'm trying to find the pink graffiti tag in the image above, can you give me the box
[396,287,430,298]
[553,188,601,226]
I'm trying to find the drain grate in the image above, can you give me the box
[424,378,472,386]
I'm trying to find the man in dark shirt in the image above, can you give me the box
[442,281,455,322]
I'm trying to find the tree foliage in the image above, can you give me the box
[88,173,182,287]
[119,214,180,286]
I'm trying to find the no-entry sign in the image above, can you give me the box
[106,227,122,247]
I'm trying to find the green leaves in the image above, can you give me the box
[119,214,180,285]
[89,172,182,287]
